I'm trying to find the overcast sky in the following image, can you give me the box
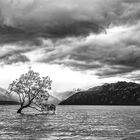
[0,0,140,94]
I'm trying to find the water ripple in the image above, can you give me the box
[0,106,140,139]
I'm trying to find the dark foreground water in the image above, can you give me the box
[0,106,140,140]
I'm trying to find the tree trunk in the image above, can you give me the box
[17,107,24,113]
[17,103,30,113]
[17,100,33,113]
[17,105,28,113]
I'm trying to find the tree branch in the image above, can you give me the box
[18,93,22,105]
[29,106,42,112]
[21,92,26,105]
[32,102,42,109]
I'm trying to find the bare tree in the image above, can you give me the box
[7,67,52,114]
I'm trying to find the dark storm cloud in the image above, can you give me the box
[1,0,139,44]
[0,53,29,65]
[0,44,35,65]
[0,0,140,80]
[0,25,31,44]
[116,1,140,26]
[39,21,140,77]
[0,0,113,44]
[0,0,139,42]
[0,0,139,45]
[96,66,136,78]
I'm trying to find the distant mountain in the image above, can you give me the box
[59,81,140,105]
[47,95,60,105]
[55,90,76,101]
[0,87,60,105]
[0,87,8,101]
[0,87,19,105]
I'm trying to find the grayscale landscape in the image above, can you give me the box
[0,0,140,139]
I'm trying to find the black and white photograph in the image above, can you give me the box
[0,0,140,139]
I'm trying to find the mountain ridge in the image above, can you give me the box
[59,81,140,105]
[0,87,19,105]
[0,87,60,105]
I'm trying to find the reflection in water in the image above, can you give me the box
[0,106,140,139]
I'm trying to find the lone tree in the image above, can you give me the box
[7,67,52,114]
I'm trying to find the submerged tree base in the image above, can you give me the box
[16,104,56,114]
[17,107,24,113]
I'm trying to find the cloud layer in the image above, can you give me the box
[1,0,139,42]
[0,0,113,43]
[0,0,140,81]
[39,23,140,77]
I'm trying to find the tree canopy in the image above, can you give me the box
[7,67,52,114]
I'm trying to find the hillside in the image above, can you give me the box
[0,87,19,105]
[0,87,60,105]
[59,82,140,105]
[55,90,76,101]
[47,95,60,105]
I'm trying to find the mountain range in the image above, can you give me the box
[59,81,140,105]
[1,81,140,106]
[0,87,60,105]
[0,87,19,105]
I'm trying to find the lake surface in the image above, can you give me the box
[0,106,140,140]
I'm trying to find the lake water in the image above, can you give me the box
[0,106,140,140]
